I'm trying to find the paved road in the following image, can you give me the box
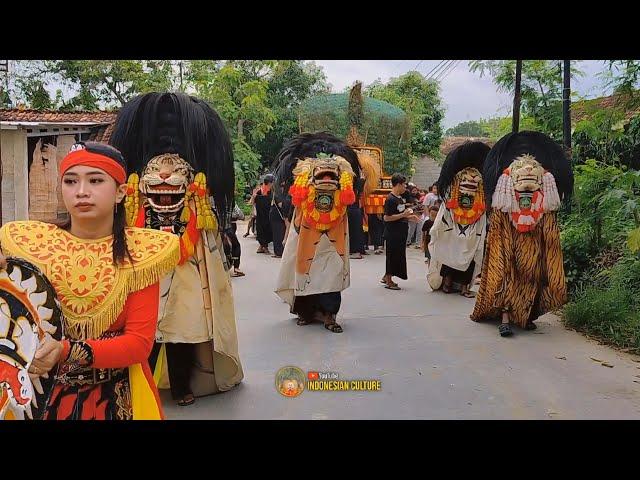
[162,225,640,419]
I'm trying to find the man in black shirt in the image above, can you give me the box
[269,178,292,258]
[250,175,274,254]
[381,173,420,290]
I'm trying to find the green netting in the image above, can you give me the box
[298,93,412,174]
[300,93,407,120]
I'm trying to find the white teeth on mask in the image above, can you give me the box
[29,291,47,309]
[21,275,37,295]
[9,267,23,288]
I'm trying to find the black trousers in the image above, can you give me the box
[441,260,475,286]
[384,226,408,280]
[149,342,195,400]
[228,223,241,269]
[269,205,286,257]
[368,214,384,248]
[347,205,365,254]
[255,205,272,247]
[293,292,342,318]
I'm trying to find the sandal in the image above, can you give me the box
[385,283,401,290]
[498,323,513,337]
[442,285,453,294]
[460,290,476,298]
[231,270,245,277]
[177,394,195,406]
[324,322,343,333]
[296,316,312,326]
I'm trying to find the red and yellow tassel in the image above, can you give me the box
[124,173,140,227]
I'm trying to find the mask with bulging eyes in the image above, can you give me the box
[140,154,195,213]
[510,154,545,193]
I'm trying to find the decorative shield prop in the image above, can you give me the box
[0,258,64,420]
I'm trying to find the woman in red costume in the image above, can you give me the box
[0,142,180,420]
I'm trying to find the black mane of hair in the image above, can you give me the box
[436,141,491,200]
[483,131,574,208]
[109,92,235,220]
[272,132,362,198]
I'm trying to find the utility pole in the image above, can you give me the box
[562,59,572,154]
[512,60,523,133]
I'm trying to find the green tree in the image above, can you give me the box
[476,115,539,141]
[16,77,54,110]
[187,60,277,196]
[241,60,329,168]
[445,120,488,137]
[469,60,584,140]
[601,60,640,107]
[366,71,444,160]
[0,87,10,108]
[3,60,58,109]
[49,60,177,109]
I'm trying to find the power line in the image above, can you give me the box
[434,60,461,82]
[437,60,462,82]
[423,60,448,79]
[426,60,451,79]
[433,60,457,81]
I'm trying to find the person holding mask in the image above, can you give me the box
[0,142,180,420]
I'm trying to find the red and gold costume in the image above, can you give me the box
[0,221,180,419]
[274,133,363,329]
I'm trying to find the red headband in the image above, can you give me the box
[59,150,127,184]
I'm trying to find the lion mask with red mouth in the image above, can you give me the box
[485,130,574,233]
[437,141,491,226]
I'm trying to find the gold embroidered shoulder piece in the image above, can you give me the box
[0,221,180,341]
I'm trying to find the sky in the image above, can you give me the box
[313,60,614,129]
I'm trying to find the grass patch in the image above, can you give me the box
[563,255,640,355]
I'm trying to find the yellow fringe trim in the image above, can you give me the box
[0,222,180,341]
[61,239,180,341]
